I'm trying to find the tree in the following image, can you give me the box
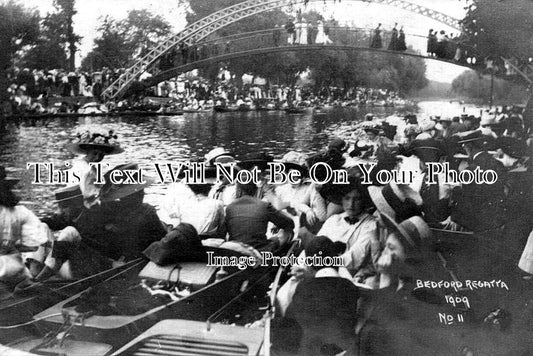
[81,16,130,71]
[462,0,533,60]
[0,1,40,101]
[452,70,528,104]
[22,0,80,70]
[82,10,172,71]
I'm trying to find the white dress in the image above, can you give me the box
[315,22,332,44]
[294,22,302,44]
[299,22,308,45]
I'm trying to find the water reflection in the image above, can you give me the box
[0,103,481,214]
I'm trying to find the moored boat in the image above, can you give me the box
[1,240,298,355]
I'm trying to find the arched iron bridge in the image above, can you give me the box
[101,0,466,100]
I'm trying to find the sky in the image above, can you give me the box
[17,0,470,82]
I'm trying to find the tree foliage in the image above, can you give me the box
[81,9,172,71]
[461,0,533,60]
[22,0,81,70]
[0,1,40,101]
[452,70,528,103]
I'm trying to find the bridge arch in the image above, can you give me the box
[142,27,479,89]
[102,0,462,100]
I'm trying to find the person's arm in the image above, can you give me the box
[341,220,379,272]
[213,201,226,239]
[18,206,49,247]
[138,206,168,249]
[266,202,295,231]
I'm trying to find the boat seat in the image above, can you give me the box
[139,262,217,290]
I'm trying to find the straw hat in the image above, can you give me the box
[380,212,431,253]
[204,147,235,166]
[368,183,422,222]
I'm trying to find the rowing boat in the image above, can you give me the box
[1,240,297,355]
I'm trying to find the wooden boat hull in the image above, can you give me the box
[6,258,275,354]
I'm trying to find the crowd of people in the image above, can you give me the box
[0,101,532,353]
[2,66,129,116]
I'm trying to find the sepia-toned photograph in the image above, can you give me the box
[0,0,532,355]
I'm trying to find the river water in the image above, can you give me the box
[0,101,486,215]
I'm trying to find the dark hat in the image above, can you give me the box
[409,138,444,156]
[368,183,422,222]
[328,137,347,152]
[0,166,20,187]
[380,212,431,254]
[305,235,345,269]
[496,136,528,158]
[100,163,152,202]
[463,115,479,123]
[237,152,274,170]
[66,130,123,155]
[364,126,380,135]
[143,223,206,265]
[455,130,485,144]
[404,114,418,125]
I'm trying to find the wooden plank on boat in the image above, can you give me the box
[139,262,217,288]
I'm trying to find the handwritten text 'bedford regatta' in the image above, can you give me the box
[27,161,499,185]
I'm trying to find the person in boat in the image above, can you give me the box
[277,174,378,308]
[237,151,275,200]
[66,130,123,208]
[416,119,437,140]
[495,137,533,264]
[162,165,225,239]
[407,138,454,228]
[274,235,359,356]
[434,117,453,140]
[268,153,327,236]
[357,213,451,355]
[206,147,238,206]
[224,180,295,250]
[35,164,167,281]
[0,167,51,292]
[450,130,507,233]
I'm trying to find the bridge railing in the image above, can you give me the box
[153,26,484,75]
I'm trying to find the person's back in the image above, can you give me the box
[225,181,294,248]
[286,276,358,355]
[226,195,293,247]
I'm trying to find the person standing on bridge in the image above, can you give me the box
[427,29,436,57]
[273,24,282,46]
[388,23,398,50]
[299,20,308,45]
[285,18,295,45]
[370,23,382,49]
[397,26,407,51]
[315,20,332,45]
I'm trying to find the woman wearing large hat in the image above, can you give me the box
[66,130,123,208]
[358,213,453,355]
